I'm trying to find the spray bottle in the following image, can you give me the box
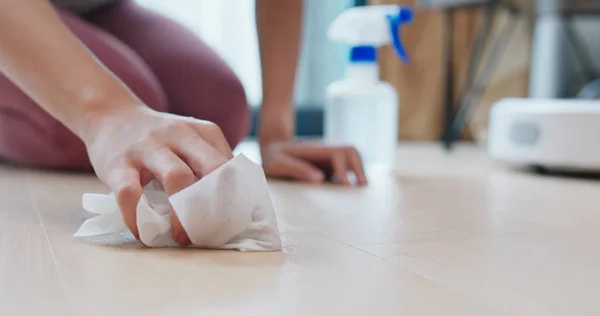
[325,5,413,173]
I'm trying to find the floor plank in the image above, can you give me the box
[0,166,70,316]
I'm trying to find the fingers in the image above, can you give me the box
[266,155,325,183]
[174,134,229,178]
[191,121,234,159]
[105,167,143,240]
[91,112,235,248]
[283,144,368,186]
[347,148,368,186]
[139,120,232,246]
[331,151,350,185]
[141,147,195,246]
[168,120,231,178]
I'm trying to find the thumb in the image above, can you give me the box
[267,155,325,183]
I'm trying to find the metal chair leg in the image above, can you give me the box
[444,7,518,150]
[442,8,455,146]
[442,3,496,148]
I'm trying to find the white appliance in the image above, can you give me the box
[487,98,600,171]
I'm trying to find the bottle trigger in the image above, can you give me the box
[386,8,413,63]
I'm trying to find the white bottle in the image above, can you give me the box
[325,5,413,173]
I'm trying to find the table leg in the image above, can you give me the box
[528,13,574,98]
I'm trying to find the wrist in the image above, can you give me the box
[258,106,294,147]
[74,91,146,144]
[258,125,293,148]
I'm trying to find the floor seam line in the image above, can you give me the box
[350,244,516,316]
[25,172,73,313]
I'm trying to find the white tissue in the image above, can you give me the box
[73,154,282,252]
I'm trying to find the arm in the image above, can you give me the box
[0,0,141,142]
[0,0,232,245]
[254,0,367,186]
[255,0,303,145]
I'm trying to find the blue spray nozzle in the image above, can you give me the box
[387,8,413,63]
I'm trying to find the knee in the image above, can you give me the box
[170,68,251,149]
[0,73,91,169]
[215,74,251,148]
[0,107,91,170]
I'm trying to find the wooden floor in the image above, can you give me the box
[1,142,599,315]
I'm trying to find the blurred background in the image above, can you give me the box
[137,0,361,138]
[135,0,600,145]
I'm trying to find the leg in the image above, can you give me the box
[89,0,251,149]
[0,9,167,169]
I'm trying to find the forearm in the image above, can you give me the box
[0,0,142,141]
[255,0,303,142]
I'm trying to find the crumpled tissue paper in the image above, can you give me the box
[73,154,282,252]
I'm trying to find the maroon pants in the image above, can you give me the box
[0,0,250,170]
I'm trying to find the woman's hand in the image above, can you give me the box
[0,0,234,247]
[257,105,367,187]
[260,140,368,186]
[85,106,233,246]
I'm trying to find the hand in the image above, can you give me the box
[260,140,368,186]
[84,106,233,246]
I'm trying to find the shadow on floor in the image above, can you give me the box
[528,165,600,182]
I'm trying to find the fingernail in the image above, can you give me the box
[174,232,191,246]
